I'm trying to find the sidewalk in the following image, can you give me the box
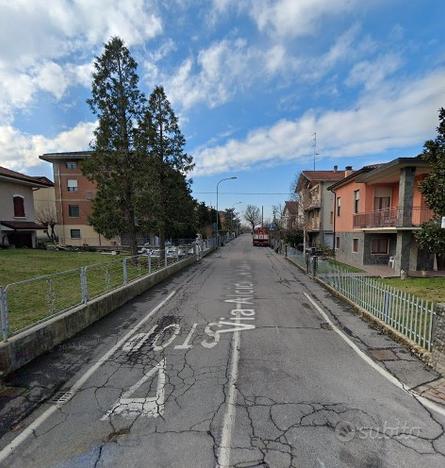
[281,252,443,399]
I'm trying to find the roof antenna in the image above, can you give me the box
[312,131,319,171]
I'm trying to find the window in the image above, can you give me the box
[352,238,359,253]
[13,195,25,217]
[70,229,81,239]
[336,197,341,216]
[68,205,80,217]
[65,161,77,169]
[67,179,78,192]
[374,196,390,210]
[371,238,389,255]
[335,236,340,249]
[354,190,360,214]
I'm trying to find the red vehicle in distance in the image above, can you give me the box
[252,225,270,247]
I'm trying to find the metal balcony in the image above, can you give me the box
[353,207,434,229]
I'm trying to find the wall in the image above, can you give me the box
[0,254,204,376]
[0,181,35,221]
[334,231,365,268]
[363,233,397,265]
[320,182,335,233]
[334,181,366,232]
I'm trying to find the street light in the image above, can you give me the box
[216,176,237,247]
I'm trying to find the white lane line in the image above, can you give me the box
[217,317,241,467]
[0,290,177,464]
[304,292,445,418]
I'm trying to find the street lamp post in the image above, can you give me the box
[216,176,237,248]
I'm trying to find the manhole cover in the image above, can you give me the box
[368,348,398,361]
[50,391,73,404]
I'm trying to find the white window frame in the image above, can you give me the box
[67,179,78,192]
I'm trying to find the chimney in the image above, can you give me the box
[345,165,353,177]
[333,165,338,172]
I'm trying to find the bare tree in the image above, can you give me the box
[36,207,58,242]
[244,205,260,231]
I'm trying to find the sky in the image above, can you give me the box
[1,0,445,219]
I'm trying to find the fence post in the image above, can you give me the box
[148,254,152,274]
[123,258,128,285]
[80,267,89,304]
[0,286,9,341]
[165,249,168,268]
[176,247,179,262]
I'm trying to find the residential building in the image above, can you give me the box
[328,156,438,275]
[39,151,121,247]
[295,167,347,248]
[0,166,53,247]
[282,201,302,231]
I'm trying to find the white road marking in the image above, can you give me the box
[304,292,445,418]
[174,322,198,350]
[217,312,241,468]
[102,359,166,420]
[0,290,177,464]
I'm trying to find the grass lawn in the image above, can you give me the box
[325,258,364,273]
[380,277,445,304]
[0,248,119,286]
[0,248,151,334]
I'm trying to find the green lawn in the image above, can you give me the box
[0,248,157,334]
[380,277,445,304]
[0,248,118,286]
[325,258,364,273]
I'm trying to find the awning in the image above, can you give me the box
[0,221,46,230]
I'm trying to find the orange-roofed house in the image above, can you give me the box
[328,156,439,275]
[295,167,347,248]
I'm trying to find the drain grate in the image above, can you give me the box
[320,322,333,330]
[50,391,73,404]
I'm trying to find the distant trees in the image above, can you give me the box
[416,108,445,267]
[222,208,241,233]
[36,207,58,242]
[244,205,260,231]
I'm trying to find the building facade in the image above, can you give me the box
[40,152,120,247]
[0,166,53,248]
[329,157,438,275]
[296,168,347,248]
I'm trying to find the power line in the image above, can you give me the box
[193,191,295,195]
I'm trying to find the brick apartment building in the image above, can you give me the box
[40,151,121,247]
[295,168,347,248]
[328,156,439,275]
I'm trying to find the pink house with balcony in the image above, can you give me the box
[328,156,439,275]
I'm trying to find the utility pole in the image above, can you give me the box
[261,205,264,227]
[313,132,319,171]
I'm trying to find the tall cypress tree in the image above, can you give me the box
[145,86,194,252]
[82,37,149,255]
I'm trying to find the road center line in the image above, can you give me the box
[0,290,177,464]
[303,292,445,418]
[217,313,241,468]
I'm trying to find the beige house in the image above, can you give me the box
[0,166,53,248]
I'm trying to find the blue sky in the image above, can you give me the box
[1,0,445,219]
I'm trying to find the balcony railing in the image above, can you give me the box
[307,218,320,230]
[353,207,434,229]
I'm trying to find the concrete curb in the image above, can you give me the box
[0,252,214,377]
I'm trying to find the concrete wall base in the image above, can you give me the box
[0,252,214,377]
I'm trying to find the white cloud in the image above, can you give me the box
[346,53,403,90]
[247,0,359,38]
[0,121,96,171]
[0,1,162,121]
[193,68,445,175]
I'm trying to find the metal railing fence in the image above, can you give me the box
[284,247,434,351]
[0,240,219,341]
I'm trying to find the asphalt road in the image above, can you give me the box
[1,234,445,467]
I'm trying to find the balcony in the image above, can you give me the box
[304,197,321,211]
[353,206,434,229]
[306,218,320,231]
